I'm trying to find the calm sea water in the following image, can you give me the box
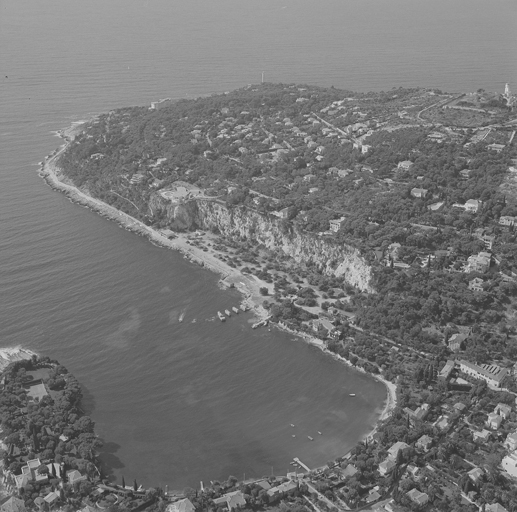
[1,0,516,489]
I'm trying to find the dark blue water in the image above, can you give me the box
[1,0,515,489]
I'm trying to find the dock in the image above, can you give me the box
[293,457,311,472]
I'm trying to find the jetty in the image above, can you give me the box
[293,457,311,472]
[252,316,271,329]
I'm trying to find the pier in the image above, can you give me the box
[293,457,311,472]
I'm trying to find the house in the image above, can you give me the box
[505,431,517,451]
[388,441,409,460]
[329,217,346,233]
[487,412,503,430]
[213,491,247,510]
[464,199,482,213]
[502,451,517,477]
[43,492,59,506]
[454,402,467,413]
[166,499,195,512]
[406,489,428,506]
[449,333,468,352]
[312,318,337,339]
[486,504,509,512]
[469,277,484,292]
[427,201,444,211]
[499,215,517,227]
[397,161,413,171]
[404,404,430,424]
[416,434,433,451]
[0,498,26,512]
[255,480,271,490]
[466,252,491,273]
[434,415,451,431]
[495,403,512,419]
[472,429,491,443]
[366,490,381,503]
[378,458,396,476]
[341,465,358,478]
[411,187,428,198]
[468,467,484,483]
[481,235,495,250]
[66,470,87,485]
[488,143,505,152]
[438,360,456,382]
[266,481,297,499]
[272,207,290,220]
[458,360,508,388]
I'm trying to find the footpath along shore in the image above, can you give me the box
[39,121,398,469]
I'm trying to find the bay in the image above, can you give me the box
[1,0,515,488]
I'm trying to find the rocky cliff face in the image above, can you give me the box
[150,194,373,292]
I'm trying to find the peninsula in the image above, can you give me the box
[31,82,517,511]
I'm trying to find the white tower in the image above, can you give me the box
[504,83,511,99]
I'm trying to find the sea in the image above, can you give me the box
[1,0,516,490]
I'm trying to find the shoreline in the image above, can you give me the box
[39,120,397,475]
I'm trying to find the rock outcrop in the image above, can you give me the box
[150,194,373,292]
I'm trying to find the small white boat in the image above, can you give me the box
[225,309,231,317]
[318,431,322,435]
[217,311,226,322]
[292,435,296,438]
[349,393,356,397]
[232,306,239,314]
[308,436,314,441]
[290,424,295,427]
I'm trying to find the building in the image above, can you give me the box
[502,451,517,477]
[488,143,505,153]
[487,412,503,430]
[213,491,247,510]
[397,161,413,171]
[66,470,87,485]
[404,404,430,424]
[481,234,495,250]
[468,467,484,483]
[329,217,346,233]
[438,359,456,382]
[486,504,509,512]
[505,431,517,451]
[499,216,517,227]
[166,499,195,512]
[410,187,428,198]
[469,277,484,292]
[464,199,482,213]
[312,318,337,339]
[472,429,491,443]
[406,489,428,506]
[0,498,26,512]
[43,492,59,506]
[416,434,433,452]
[458,360,508,388]
[378,458,396,476]
[388,441,409,460]
[449,333,468,352]
[150,98,173,110]
[495,403,512,419]
[434,415,451,431]
[466,252,491,273]
[266,481,297,499]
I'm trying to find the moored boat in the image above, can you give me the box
[232,306,239,314]
[225,309,231,316]
[217,311,226,321]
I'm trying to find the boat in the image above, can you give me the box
[217,311,226,322]
[349,393,356,397]
[225,309,231,316]
[307,436,314,441]
[318,431,322,435]
[232,306,239,314]
[240,304,249,312]
[292,435,296,438]
[290,424,295,427]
